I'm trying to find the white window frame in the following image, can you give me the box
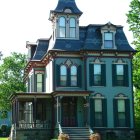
[101,23,117,49]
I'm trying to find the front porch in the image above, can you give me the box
[9,91,91,140]
[10,93,53,130]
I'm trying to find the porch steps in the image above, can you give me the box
[62,127,90,140]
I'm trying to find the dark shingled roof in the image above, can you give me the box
[32,24,135,60]
[32,39,49,60]
[51,0,82,15]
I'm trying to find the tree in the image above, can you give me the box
[0,52,26,117]
[127,0,140,127]
[127,0,140,49]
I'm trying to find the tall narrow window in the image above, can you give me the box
[59,17,66,38]
[89,63,106,86]
[94,64,101,86]
[112,64,128,86]
[70,65,77,86]
[37,73,43,92]
[90,96,107,127]
[118,99,126,127]
[60,65,67,86]
[95,99,103,127]
[114,97,130,127]
[104,32,113,48]
[116,65,124,86]
[69,18,76,38]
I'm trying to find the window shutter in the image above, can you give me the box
[90,98,94,127]
[101,64,106,86]
[102,99,107,127]
[89,64,94,86]
[125,99,130,127]
[67,67,70,86]
[77,65,82,87]
[113,99,118,127]
[112,64,116,86]
[35,74,37,92]
[124,65,129,87]
[42,74,45,92]
[28,77,30,92]
[56,65,60,87]
[31,74,34,92]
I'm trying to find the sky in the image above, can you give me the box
[0,0,134,57]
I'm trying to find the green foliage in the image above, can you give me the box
[127,0,140,48]
[127,0,140,123]
[0,52,26,114]
[134,89,140,119]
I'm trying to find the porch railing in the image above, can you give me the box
[18,120,49,129]
[88,125,94,134]
[58,122,63,134]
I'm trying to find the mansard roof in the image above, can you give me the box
[32,38,49,60]
[50,0,82,15]
[30,24,135,61]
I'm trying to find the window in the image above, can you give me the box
[116,65,124,86]
[56,64,81,87]
[36,73,43,92]
[90,95,107,127]
[94,64,101,86]
[113,98,130,127]
[95,99,103,127]
[112,64,128,86]
[69,18,76,38]
[59,17,66,38]
[60,65,67,86]
[70,65,77,86]
[118,100,125,127]
[104,32,113,48]
[89,64,106,86]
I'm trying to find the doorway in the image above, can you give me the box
[61,97,77,127]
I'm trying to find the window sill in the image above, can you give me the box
[57,37,79,40]
[90,86,105,87]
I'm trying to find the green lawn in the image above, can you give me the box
[0,138,8,140]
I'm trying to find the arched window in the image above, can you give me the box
[60,65,67,86]
[70,65,77,86]
[59,17,66,38]
[69,18,76,38]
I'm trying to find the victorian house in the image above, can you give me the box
[10,0,135,140]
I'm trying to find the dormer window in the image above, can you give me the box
[104,32,113,48]
[59,17,66,38]
[69,18,76,38]
[101,22,116,49]
[56,16,78,39]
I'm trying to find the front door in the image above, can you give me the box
[61,97,77,127]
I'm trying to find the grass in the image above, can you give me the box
[0,138,8,140]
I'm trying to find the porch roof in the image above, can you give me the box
[9,92,52,101]
[52,91,91,97]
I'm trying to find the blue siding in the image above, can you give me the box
[0,112,11,126]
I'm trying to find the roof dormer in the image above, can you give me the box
[101,22,117,50]
[49,0,82,40]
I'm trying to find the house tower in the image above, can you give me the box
[49,0,82,39]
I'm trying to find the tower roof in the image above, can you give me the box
[49,0,82,20]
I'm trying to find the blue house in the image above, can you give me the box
[10,0,135,140]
